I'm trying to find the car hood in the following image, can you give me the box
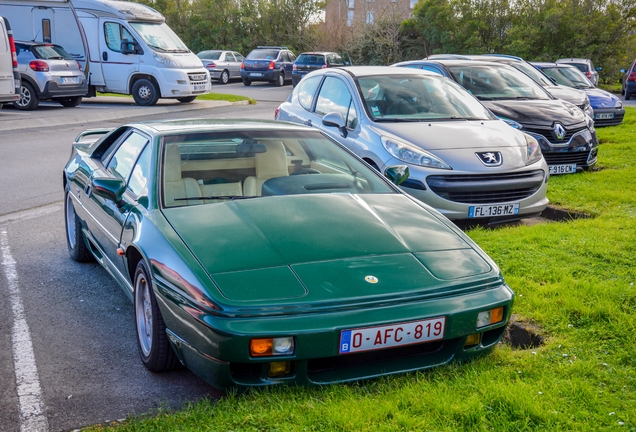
[369,120,526,151]
[545,85,587,106]
[482,99,585,128]
[163,194,496,305]
[585,88,621,108]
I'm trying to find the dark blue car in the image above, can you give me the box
[532,62,624,127]
[291,52,346,87]
[240,46,296,87]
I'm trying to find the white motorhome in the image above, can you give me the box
[0,0,210,105]
[0,15,20,104]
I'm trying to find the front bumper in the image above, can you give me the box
[153,68,210,98]
[522,126,598,172]
[592,107,625,127]
[157,281,514,389]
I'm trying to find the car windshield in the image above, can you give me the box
[357,74,495,122]
[567,63,588,73]
[129,22,189,53]
[509,62,553,87]
[296,54,325,65]
[446,65,551,101]
[33,44,74,60]
[161,129,395,207]
[197,51,221,60]
[247,50,279,60]
[541,67,593,89]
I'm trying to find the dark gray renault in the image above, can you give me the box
[394,59,598,175]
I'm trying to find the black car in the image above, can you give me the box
[291,52,346,87]
[393,59,598,175]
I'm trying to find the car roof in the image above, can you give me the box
[126,119,313,135]
[15,40,58,47]
[298,52,337,56]
[396,59,509,68]
[556,58,591,63]
[340,65,441,77]
[531,62,559,67]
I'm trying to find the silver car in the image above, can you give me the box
[14,41,87,110]
[275,66,549,222]
[556,58,599,86]
[197,50,244,84]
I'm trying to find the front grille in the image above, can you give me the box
[188,73,207,82]
[426,170,545,204]
[307,341,444,373]
[543,151,590,165]
[523,125,587,144]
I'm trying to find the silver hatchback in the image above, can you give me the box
[14,41,87,110]
[276,66,549,222]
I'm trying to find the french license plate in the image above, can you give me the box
[60,77,79,84]
[595,113,614,120]
[193,84,206,91]
[549,164,576,175]
[250,72,263,77]
[339,317,445,354]
[468,203,520,218]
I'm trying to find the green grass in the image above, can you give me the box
[598,82,622,94]
[96,92,255,104]
[88,110,636,431]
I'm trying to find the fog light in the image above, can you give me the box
[250,337,295,357]
[268,361,291,377]
[477,307,505,328]
[177,80,187,85]
[464,333,480,347]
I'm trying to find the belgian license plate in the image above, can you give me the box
[549,164,576,175]
[250,72,263,77]
[339,317,445,354]
[61,77,79,84]
[595,113,614,120]
[468,203,520,218]
[193,84,206,91]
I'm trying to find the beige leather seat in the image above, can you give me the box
[163,144,202,207]
[244,141,289,196]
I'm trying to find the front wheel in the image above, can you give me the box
[242,78,251,86]
[57,96,82,107]
[177,96,197,103]
[219,70,229,85]
[132,78,160,106]
[14,82,39,110]
[64,190,93,262]
[134,261,180,372]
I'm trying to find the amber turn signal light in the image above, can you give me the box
[476,307,505,328]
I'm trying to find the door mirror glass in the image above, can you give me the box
[92,177,126,203]
[384,165,410,186]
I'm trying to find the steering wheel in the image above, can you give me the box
[291,168,321,175]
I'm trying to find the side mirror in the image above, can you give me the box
[548,76,557,85]
[92,177,126,206]
[384,165,410,186]
[596,67,602,71]
[121,39,141,55]
[620,69,626,73]
[322,112,348,138]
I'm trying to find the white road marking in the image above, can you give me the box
[1,229,49,432]
[0,202,63,227]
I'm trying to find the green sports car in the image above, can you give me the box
[63,119,513,389]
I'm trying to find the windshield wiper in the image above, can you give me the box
[148,44,169,52]
[475,96,496,101]
[174,195,258,201]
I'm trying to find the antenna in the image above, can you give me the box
[32,28,41,42]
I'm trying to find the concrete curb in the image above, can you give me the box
[0,97,245,132]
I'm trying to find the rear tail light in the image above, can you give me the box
[585,71,592,78]
[321,64,328,69]
[76,61,82,71]
[8,35,17,68]
[274,105,280,118]
[240,61,244,69]
[205,62,216,69]
[29,60,49,72]
[628,73,636,82]
[292,64,297,71]
[268,61,275,70]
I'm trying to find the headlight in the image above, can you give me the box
[524,133,542,165]
[381,136,451,169]
[498,117,522,129]
[153,52,176,66]
[615,99,623,108]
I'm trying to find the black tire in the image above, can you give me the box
[14,81,39,110]
[132,78,160,106]
[219,70,229,85]
[57,96,83,107]
[242,78,251,86]
[275,72,285,87]
[64,189,93,262]
[626,92,632,101]
[177,96,197,103]
[134,260,180,372]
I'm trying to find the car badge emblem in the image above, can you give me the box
[554,123,566,140]
[365,276,379,284]
[475,151,503,167]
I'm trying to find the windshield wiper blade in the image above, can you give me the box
[148,44,168,52]
[174,195,258,201]
[475,96,496,100]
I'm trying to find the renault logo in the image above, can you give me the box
[365,275,379,284]
[553,123,566,140]
[475,151,503,167]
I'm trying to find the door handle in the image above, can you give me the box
[84,183,92,198]
[304,119,312,126]
[102,51,108,62]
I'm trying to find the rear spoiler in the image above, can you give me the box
[74,128,115,144]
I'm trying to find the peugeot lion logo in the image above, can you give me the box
[554,123,566,140]
[476,151,503,167]
[365,276,379,284]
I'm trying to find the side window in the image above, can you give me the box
[42,19,51,43]
[289,52,296,62]
[282,51,290,62]
[235,53,244,62]
[104,22,135,52]
[297,75,322,111]
[127,144,151,196]
[315,76,357,129]
[225,53,236,62]
[106,132,149,181]
[421,65,443,75]
[334,55,344,66]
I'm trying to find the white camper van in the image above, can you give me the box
[0,0,210,106]
[0,16,20,104]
